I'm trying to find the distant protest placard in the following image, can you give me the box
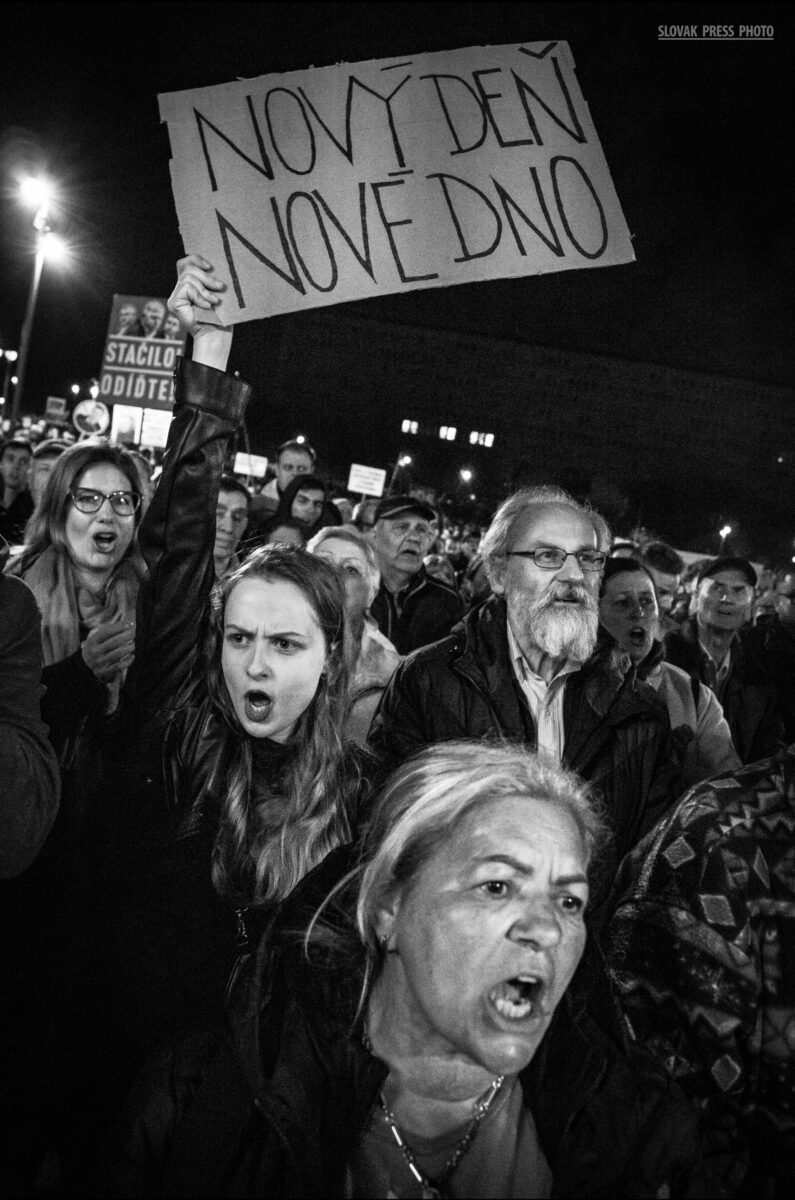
[99,295,187,413]
[347,463,387,496]
[159,40,634,325]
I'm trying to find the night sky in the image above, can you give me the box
[1,2,792,552]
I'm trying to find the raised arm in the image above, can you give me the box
[127,257,252,714]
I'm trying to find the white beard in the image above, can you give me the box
[511,583,599,664]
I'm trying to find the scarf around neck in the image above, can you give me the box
[8,545,143,710]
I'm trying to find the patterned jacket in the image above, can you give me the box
[606,746,795,1195]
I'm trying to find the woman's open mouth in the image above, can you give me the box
[93,532,118,554]
[488,976,545,1021]
[244,690,273,722]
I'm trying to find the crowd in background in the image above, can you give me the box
[1,263,794,1200]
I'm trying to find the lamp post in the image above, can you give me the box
[1,348,18,411]
[11,177,66,423]
[388,454,412,492]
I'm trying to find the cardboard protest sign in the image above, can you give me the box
[110,404,143,446]
[159,40,634,324]
[140,408,173,448]
[99,295,187,413]
[44,396,67,422]
[347,463,386,496]
[234,451,269,478]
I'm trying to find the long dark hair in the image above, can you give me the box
[204,543,361,905]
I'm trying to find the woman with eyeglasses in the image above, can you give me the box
[6,441,144,758]
[2,441,145,1195]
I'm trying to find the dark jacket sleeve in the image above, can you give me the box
[0,575,61,877]
[40,649,108,756]
[126,358,252,715]
[368,652,451,773]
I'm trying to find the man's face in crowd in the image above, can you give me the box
[1,447,32,493]
[275,449,313,493]
[492,504,600,664]
[214,488,249,564]
[696,569,753,633]
[28,453,61,506]
[373,512,434,579]
[775,572,795,629]
[290,487,324,529]
[645,565,680,614]
[141,301,165,334]
[162,314,182,339]
[118,304,138,330]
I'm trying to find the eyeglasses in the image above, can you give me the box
[69,488,141,516]
[506,547,607,572]
[703,581,754,602]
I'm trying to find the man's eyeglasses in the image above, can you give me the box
[703,581,754,602]
[506,547,606,572]
[69,488,141,517]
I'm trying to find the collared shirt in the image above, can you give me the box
[698,638,732,701]
[507,622,579,762]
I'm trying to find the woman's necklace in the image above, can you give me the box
[378,1074,505,1199]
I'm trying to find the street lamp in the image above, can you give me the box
[11,177,68,422]
[719,524,732,552]
[1,348,19,410]
[459,468,473,484]
[388,454,412,492]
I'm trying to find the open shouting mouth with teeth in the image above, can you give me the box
[244,690,273,722]
[488,975,546,1021]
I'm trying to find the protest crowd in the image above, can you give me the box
[1,253,794,1200]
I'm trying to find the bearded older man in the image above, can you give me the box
[370,486,677,911]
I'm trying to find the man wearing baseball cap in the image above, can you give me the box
[663,556,783,762]
[369,495,462,655]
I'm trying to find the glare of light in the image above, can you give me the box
[71,384,80,396]
[39,230,68,264]
[89,381,99,399]
[19,175,54,211]
[399,455,412,467]
[11,375,19,385]
[777,456,784,464]
[460,468,473,484]
[295,434,306,444]
[2,349,19,363]
[719,524,732,539]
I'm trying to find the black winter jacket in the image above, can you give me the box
[663,617,783,764]
[108,357,255,1061]
[369,596,677,904]
[369,565,463,655]
[116,848,708,1199]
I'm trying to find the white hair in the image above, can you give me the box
[481,486,611,588]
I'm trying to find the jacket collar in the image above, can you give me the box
[447,597,653,768]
